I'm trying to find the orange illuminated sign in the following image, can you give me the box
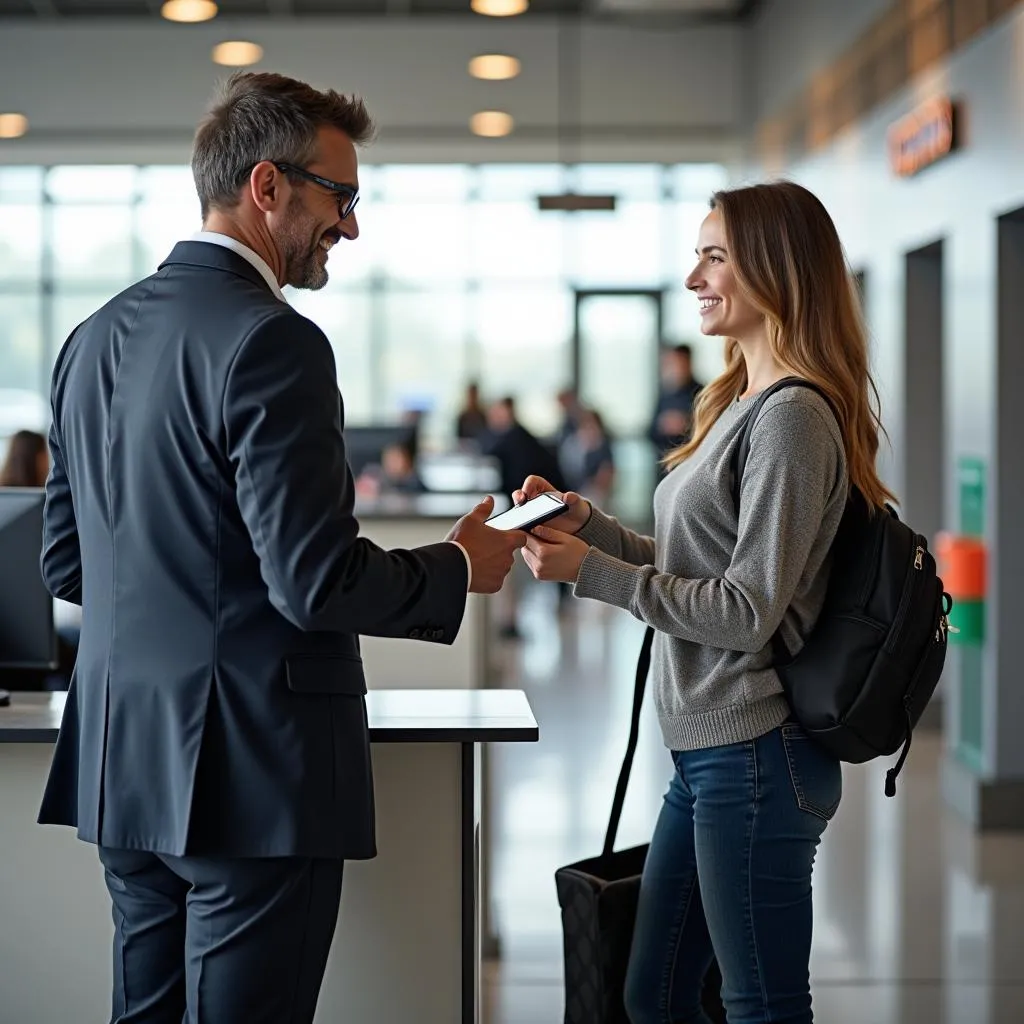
[888,96,958,177]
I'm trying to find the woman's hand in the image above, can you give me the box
[522,525,591,584]
[512,475,591,536]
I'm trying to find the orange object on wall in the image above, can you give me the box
[936,532,986,601]
[887,96,958,177]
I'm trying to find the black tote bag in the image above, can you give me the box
[555,626,725,1024]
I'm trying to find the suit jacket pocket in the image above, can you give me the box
[285,654,367,696]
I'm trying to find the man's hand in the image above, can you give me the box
[511,476,591,536]
[447,497,527,594]
[522,525,591,584]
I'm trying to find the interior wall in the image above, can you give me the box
[748,6,1024,778]
[745,0,892,128]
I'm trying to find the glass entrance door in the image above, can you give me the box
[573,290,663,525]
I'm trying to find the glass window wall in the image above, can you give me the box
[0,161,728,445]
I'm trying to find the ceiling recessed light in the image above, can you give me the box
[468,54,521,81]
[161,0,218,22]
[470,111,514,138]
[470,0,528,16]
[0,113,28,139]
[212,41,264,66]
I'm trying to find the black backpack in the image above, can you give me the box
[732,378,953,797]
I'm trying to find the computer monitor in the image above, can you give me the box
[0,488,57,704]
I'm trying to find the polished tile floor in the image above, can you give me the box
[483,579,1024,1024]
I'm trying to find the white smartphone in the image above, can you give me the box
[485,492,568,532]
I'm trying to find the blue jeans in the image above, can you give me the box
[624,722,842,1024]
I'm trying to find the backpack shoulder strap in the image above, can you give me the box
[729,377,834,510]
[729,377,836,666]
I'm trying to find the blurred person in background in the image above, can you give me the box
[481,396,566,638]
[455,380,488,444]
[648,344,703,467]
[482,396,565,500]
[398,407,425,459]
[0,429,48,487]
[554,387,583,446]
[380,441,426,494]
[355,440,426,496]
[559,408,616,508]
[0,428,78,690]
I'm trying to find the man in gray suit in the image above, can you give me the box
[38,72,526,1024]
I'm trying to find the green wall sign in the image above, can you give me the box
[954,455,986,767]
[958,456,985,538]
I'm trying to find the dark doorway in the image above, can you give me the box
[994,207,1024,776]
[903,240,945,547]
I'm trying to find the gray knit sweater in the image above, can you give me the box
[574,386,848,751]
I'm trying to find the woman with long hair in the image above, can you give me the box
[517,180,892,1023]
[0,429,48,488]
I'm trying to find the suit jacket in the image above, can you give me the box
[38,241,468,860]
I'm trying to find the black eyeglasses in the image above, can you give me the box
[274,162,360,220]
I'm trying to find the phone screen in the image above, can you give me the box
[485,492,567,531]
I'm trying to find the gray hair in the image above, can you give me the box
[192,72,375,219]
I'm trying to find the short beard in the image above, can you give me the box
[280,196,329,291]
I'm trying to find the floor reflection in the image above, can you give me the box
[485,582,1024,1023]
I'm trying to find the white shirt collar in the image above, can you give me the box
[190,231,287,304]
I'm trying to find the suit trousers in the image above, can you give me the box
[97,846,344,1024]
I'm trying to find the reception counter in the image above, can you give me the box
[0,688,537,1024]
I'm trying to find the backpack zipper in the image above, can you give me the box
[901,598,942,721]
[938,592,958,643]
[885,537,927,655]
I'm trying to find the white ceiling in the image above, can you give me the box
[592,0,747,12]
[0,17,746,164]
[0,0,755,18]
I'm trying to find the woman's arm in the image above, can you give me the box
[576,505,656,567]
[574,399,844,648]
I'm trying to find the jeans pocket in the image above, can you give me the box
[780,724,843,822]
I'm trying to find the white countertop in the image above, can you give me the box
[0,689,538,744]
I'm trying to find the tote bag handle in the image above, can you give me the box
[601,625,654,860]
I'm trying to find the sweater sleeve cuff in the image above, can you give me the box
[574,547,644,609]
[576,506,624,555]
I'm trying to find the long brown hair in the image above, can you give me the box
[0,430,47,488]
[666,181,894,510]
